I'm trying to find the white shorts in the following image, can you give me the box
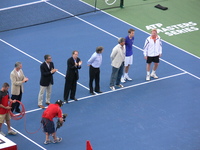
[124,55,133,66]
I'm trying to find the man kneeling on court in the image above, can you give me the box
[41,100,64,144]
[0,82,17,136]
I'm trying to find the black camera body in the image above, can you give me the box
[56,114,68,130]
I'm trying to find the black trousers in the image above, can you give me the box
[89,66,100,93]
[64,77,77,100]
[11,90,22,112]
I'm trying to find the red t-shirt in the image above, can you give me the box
[0,91,9,114]
[42,104,62,121]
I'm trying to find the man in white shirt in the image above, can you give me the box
[143,29,162,81]
[87,46,104,95]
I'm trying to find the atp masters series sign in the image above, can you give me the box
[146,21,199,36]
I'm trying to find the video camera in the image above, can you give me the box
[56,114,68,131]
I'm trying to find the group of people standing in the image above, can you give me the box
[0,28,162,140]
[109,28,162,90]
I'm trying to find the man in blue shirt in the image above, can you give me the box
[87,46,104,95]
[121,29,135,83]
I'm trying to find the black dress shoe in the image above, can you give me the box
[95,91,103,93]
[74,98,78,101]
[64,100,68,103]
[90,92,95,95]
[71,98,78,101]
[15,110,21,113]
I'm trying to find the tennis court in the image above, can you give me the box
[0,0,200,150]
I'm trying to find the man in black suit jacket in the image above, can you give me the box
[64,51,82,103]
[38,55,58,108]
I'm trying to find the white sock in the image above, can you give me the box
[147,71,150,75]
[152,70,156,74]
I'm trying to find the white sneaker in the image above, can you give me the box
[0,131,6,136]
[151,73,158,79]
[110,86,115,91]
[116,84,124,88]
[8,130,17,135]
[125,76,132,81]
[146,75,150,81]
[53,137,62,143]
[121,77,126,83]
[44,139,52,145]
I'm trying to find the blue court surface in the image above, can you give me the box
[0,0,200,150]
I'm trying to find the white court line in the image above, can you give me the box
[0,0,49,11]
[133,45,200,80]
[25,72,187,114]
[71,72,187,101]
[0,2,195,148]
[0,39,89,90]
[45,1,200,80]
[80,0,200,60]
[4,124,47,150]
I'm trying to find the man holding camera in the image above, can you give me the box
[41,100,64,144]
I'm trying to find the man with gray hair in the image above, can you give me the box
[10,62,28,113]
[109,38,126,90]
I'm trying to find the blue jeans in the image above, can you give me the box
[110,62,124,86]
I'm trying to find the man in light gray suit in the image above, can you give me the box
[110,38,126,91]
[10,62,28,113]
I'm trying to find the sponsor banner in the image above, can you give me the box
[146,22,199,36]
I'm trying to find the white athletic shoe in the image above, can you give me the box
[151,73,158,79]
[110,86,115,91]
[146,75,150,81]
[44,139,52,145]
[125,76,132,81]
[53,137,62,143]
[116,84,124,88]
[121,77,126,83]
[0,131,6,136]
[8,130,17,135]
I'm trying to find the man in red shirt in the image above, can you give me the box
[41,100,64,144]
[0,82,17,136]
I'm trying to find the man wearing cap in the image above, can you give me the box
[41,100,64,145]
[109,38,126,91]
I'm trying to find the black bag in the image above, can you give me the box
[155,4,168,10]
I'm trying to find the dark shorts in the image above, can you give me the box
[146,56,160,64]
[41,118,55,134]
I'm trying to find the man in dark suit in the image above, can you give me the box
[38,55,58,108]
[64,51,82,103]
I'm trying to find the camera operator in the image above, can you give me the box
[41,100,64,145]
